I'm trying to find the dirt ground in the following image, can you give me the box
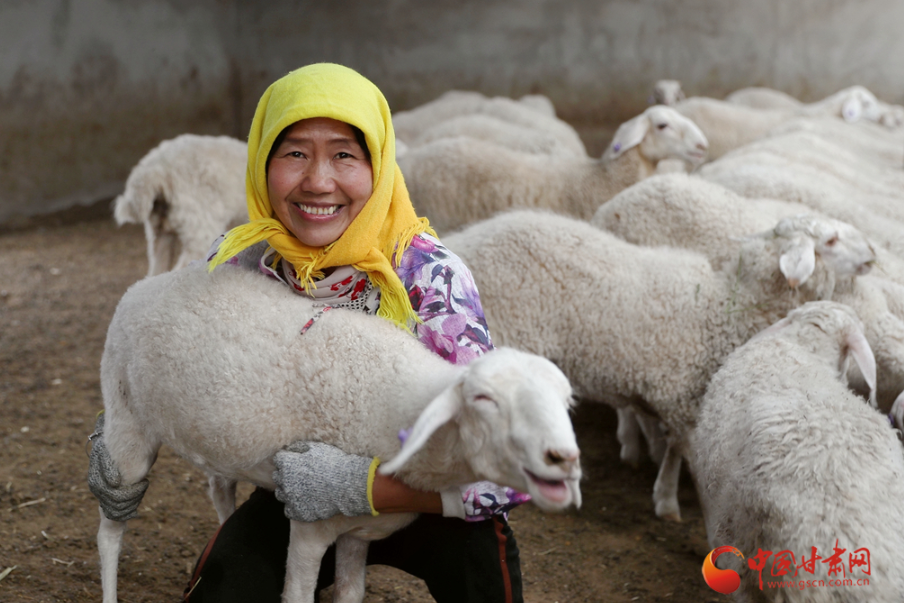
[0,210,722,602]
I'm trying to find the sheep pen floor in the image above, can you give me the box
[0,216,720,603]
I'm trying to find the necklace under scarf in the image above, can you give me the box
[207,63,435,331]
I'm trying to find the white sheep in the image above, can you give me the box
[95,263,582,603]
[689,301,904,602]
[673,86,904,162]
[112,134,248,276]
[727,84,904,128]
[392,90,587,156]
[649,79,686,106]
[712,129,904,200]
[591,174,904,411]
[409,114,582,157]
[698,152,904,260]
[398,105,708,233]
[671,96,792,161]
[799,85,883,123]
[768,115,904,169]
[442,209,876,521]
[724,85,803,111]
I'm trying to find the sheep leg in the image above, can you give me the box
[96,407,160,603]
[146,220,179,276]
[98,510,127,603]
[207,475,237,524]
[616,407,643,468]
[283,520,338,603]
[636,414,667,465]
[652,444,682,522]
[332,534,369,603]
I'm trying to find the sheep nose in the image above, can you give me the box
[545,448,580,467]
[696,141,708,151]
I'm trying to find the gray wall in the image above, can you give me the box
[2,0,903,223]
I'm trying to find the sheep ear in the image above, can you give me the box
[845,328,878,407]
[379,385,462,475]
[779,237,816,288]
[892,391,904,429]
[607,113,650,159]
[842,96,863,123]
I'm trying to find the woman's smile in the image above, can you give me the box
[294,203,342,217]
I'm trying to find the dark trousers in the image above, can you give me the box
[183,488,523,603]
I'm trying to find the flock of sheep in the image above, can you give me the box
[102,80,904,602]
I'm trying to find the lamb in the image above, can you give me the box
[112,134,248,276]
[591,174,904,411]
[689,301,904,602]
[408,114,582,157]
[649,79,686,106]
[398,105,708,233]
[442,209,876,521]
[95,263,581,603]
[391,90,587,156]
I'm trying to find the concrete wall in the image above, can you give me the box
[2,0,903,223]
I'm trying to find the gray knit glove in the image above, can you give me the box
[273,441,377,522]
[87,414,149,522]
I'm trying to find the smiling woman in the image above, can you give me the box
[267,118,374,248]
[86,62,529,603]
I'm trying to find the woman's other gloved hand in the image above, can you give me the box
[87,413,149,521]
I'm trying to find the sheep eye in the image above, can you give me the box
[656,123,668,130]
[826,236,838,247]
[472,394,499,410]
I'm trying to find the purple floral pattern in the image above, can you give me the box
[460,482,533,522]
[397,233,494,365]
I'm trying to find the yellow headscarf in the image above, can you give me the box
[208,63,435,331]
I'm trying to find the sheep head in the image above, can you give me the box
[650,79,685,106]
[751,301,877,407]
[379,348,582,512]
[771,215,876,288]
[606,106,709,171]
[835,85,882,123]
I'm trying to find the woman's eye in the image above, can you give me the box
[336,152,354,159]
[288,151,304,158]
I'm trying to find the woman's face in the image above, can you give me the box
[267,117,374,247]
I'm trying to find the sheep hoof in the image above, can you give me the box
[658,511,682,523]
[654,500,682,522]
[619,445,642,469]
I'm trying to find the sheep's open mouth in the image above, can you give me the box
[525,469,569,503]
